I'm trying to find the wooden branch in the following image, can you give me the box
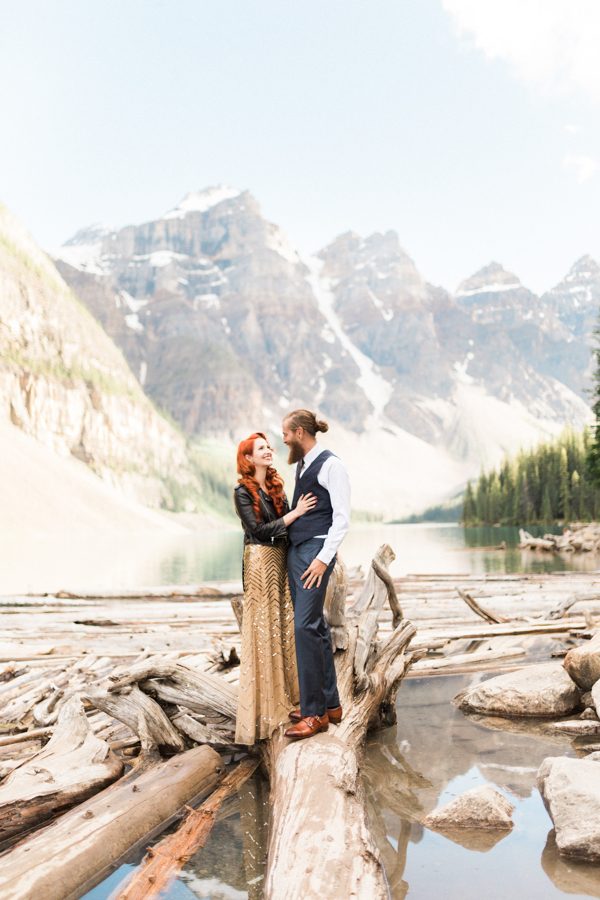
[230,595,244,629]
[350,544,397,692]
[83,685,185,753]
[0,745,222,900]
[115,758,259,900]
[107,658,238,720]
[0,727,52,748]
[457,589,507,624]
[171,713,234,747]
[372,556,403,628]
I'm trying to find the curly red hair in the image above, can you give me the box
[237,432,285,520]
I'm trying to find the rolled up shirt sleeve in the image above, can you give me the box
[315,457,351,565]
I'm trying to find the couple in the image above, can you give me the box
[233,408,350,744]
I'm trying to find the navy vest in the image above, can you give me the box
[288,449,335,546]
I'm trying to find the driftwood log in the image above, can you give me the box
[262,544,416,899]
[0,696,123,843]
[0,745,222,900]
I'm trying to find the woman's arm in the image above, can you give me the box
[234,489,317,540]
[234,488,288,541]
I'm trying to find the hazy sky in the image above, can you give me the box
[2,0,600,293]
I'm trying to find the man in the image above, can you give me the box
[282,408,351,740]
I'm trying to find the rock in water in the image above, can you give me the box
[565,633,600,691]
[454,663,581,718]
[538,757,600,860]
[424,786,514,832]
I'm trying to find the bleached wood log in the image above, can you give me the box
[0,696,123,843]
[324,556,350,651]
[108,658,238,720]
[171,713,234,747]
[0,745,222,900]
[83,685,185,753]
[263,546,417,900]
[351,544,397,692]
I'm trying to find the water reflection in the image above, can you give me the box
[363,675,600,899]
[175,774,269,900]
[4,523,599,594]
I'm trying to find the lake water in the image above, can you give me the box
[5,522,598,595]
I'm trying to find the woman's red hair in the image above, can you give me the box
[237,432,285,520]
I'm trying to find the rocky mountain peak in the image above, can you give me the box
[162,185,244,220]
[319,229,423,291]
[564,254,600,284]
[455,262,522,298]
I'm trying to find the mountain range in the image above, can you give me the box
[51,186,595,516]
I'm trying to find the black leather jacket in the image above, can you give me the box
[234,485,289,546]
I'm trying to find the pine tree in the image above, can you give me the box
[587,314,600,485]
[559,447,571,523]
[541,484,552,523]
[462,481,476,525]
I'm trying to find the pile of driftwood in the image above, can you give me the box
[520,523,600,553]
[1,554,600,898]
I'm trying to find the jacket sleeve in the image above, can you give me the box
[234,488,288,541]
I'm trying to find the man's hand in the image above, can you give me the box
[301,558,327,590]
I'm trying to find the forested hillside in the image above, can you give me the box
[462,430,600,525]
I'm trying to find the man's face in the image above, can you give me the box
[282,423,304,465]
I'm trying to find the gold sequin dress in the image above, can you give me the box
[235,543,300,745]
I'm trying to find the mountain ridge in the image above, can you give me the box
[52,186,595,516]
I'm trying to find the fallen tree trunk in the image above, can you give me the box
[0,745,222,900]
[263,545,417,899]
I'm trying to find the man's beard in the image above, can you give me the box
[287,439,304,465]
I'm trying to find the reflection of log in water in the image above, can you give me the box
[240,773,270,899]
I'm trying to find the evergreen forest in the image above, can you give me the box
[461,429,600,525]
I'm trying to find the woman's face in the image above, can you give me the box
[246,436,273,469]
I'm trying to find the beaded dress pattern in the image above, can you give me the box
[235,543,300,745]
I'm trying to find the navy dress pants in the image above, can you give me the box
[287,538,340,717]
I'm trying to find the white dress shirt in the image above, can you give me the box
[297,444,351,566]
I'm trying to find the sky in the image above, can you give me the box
[1,0,600,294]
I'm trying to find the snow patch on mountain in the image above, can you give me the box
[163,185,242,219]
[132,250,188,268]
[265,225,301,264]
[456,282,521,298]
[305,257,393,419]
[55,240,106,275]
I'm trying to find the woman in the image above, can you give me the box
[234,432,316,745]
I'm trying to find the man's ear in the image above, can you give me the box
[296,426,304,441]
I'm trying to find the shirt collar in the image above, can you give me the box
[302,444,322,470]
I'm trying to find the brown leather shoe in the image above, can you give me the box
[289,706,343,724]
[284,714,329,740]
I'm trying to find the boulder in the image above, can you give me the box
[454,663,581,718]
[424,785,514,831]
[538,756,600,860]
[564,633,600,691]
